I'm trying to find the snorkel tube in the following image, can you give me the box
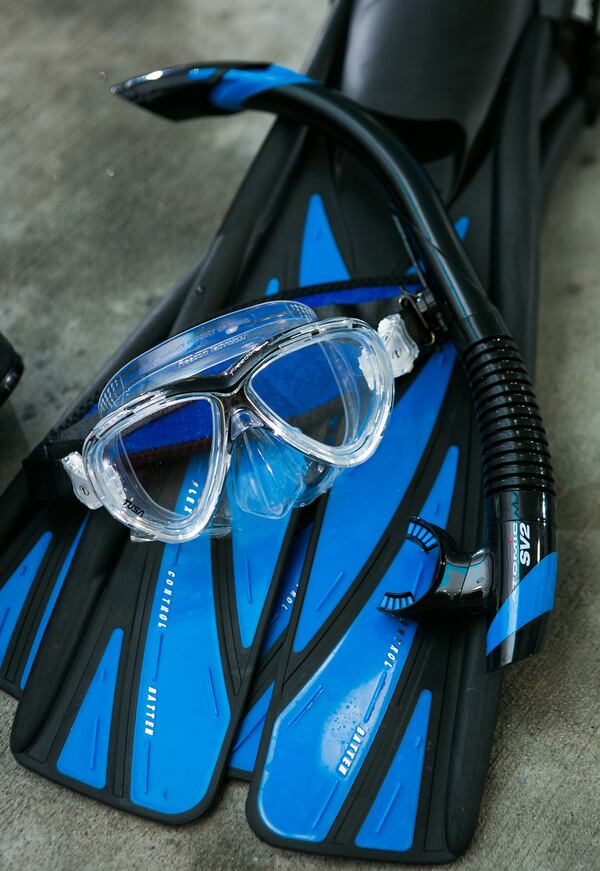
[113,62,557,671]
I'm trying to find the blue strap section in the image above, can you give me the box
[486,552,557,655]
[57,628,124,789]
[123,399,213,454]
[21,518,89,689]
[187,64,316,112]
[296,285,402,308]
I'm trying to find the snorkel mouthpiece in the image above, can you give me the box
[378,519,493,622]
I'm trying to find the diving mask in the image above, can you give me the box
[62,300,394,543]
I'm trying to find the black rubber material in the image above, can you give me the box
[340,0,535,192]
[0,331,23,407]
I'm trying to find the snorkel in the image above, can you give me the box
[113,61,557,671]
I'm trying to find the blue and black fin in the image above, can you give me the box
[246,364,503,862]
[9,491,299,821]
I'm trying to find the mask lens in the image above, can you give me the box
[249,333,381,449]
[103,397,217,520]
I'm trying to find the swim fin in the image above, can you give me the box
[244,1,595,862]
[0,178,305,821]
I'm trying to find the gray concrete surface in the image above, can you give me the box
[0,2,599,869]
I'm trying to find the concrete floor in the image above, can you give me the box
[0,2,599,869]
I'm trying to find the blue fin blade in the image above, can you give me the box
[256,447,458,845]
[57,628,123,789]
[228,522,313,774]
[0,531,52,665]
[355,690,433,851]
[127,454,231,815]
[129,533,229,814]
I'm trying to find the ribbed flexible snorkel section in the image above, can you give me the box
[460,334,557,668]
[462,336,555,498]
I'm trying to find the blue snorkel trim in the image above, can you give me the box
[486,552,557,655]
[187,64,315,112]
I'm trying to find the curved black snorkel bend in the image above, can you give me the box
[113,62,557,670]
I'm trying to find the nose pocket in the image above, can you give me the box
[230,407,263,440]
[229,409,306,520]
